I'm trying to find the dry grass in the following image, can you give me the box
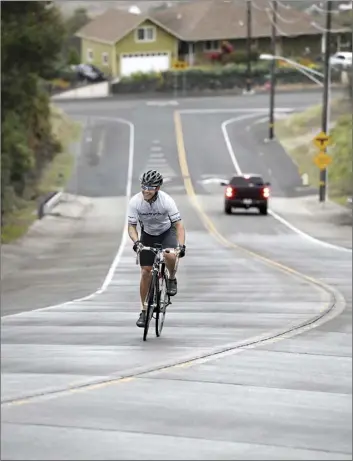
[275,98,352,204]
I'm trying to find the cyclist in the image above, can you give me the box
[127,169,186,328]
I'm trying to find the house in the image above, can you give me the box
[75,0,345,78]
[75,8,181,79]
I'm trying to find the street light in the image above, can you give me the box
[259,54,324,86]
[259,53,328,139]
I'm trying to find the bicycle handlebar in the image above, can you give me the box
[138,246,178,254]
[135,245,180,265]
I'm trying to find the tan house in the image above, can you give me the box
[75,0,344,78]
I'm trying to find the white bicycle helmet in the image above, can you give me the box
[140,169,163,187]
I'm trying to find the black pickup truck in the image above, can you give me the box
[221,174,271,215]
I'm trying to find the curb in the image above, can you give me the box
[52,85,345,105]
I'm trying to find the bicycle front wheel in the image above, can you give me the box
[155,273,169,337]
[143,272,157,341]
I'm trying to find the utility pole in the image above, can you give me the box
[319,0,332,203]
[246,0,252,93]
[269,0,277,140]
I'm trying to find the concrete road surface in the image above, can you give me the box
[1,94,351,460]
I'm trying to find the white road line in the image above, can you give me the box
[2,117,135,319]
[179,108,295,115]
[97,129,106,158]
[221,117,352,254]
[147,158,168,164]
[145,149,178,178]
[146,100,178,106]
[251,116,269,126]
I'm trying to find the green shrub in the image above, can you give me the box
[111,63,339,94]
[328,114,353,199]
[222,50,260,65]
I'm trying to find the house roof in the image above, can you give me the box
[74,7,184,44]
[152,0,332,41]
[75,0,345,44]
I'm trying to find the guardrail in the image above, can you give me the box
[37,190,62,219]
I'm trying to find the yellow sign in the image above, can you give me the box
[172,60,188,70]
[313,151,332,170]
[313,131,331,150]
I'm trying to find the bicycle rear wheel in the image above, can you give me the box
[155,273,169,337]
[143,272,158,341]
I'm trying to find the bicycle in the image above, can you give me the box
[136,243,179,341]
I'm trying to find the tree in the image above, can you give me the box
[1,1,66,80]
[1,1,66,217]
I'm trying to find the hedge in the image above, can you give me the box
[328,113,353,200]
[111,63,332,95]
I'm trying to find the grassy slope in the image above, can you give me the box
[1,106,81,244]
[275,98,352,205]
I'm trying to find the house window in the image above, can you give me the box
[204,40,219,51]
[136,26,156,42]
[102,52,109,66]
[87,49,93,62]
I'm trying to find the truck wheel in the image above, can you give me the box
[225,204,232,214]
[259,204,268,215]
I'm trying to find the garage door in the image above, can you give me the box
[120,52,170,76]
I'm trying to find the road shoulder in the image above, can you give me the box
[1,194,126,317]
[270,195,352,249]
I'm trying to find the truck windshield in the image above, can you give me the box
[230,176,264,186]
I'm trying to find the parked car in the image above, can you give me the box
[71,64,107,83]
[329,52,352,70]
[221,174,271,215]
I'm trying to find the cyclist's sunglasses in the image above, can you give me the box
[141,184,158,191]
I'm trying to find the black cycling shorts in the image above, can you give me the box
[140,226,178,267]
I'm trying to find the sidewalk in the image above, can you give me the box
[1,193,92,279]
[1,195,127,317]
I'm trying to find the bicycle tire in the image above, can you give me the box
[143,272,158,341]
[155,272,168,337]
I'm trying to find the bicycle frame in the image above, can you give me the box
[136,244,179,340]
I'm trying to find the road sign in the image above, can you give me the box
[313,131,331,150]
[313,151,332,170]
[172,60,188,70]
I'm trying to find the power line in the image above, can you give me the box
[251,1,268,12]
[265,6,292,36]
[304,2,344,15]
[268,1,301,23]
[310,20,350,33]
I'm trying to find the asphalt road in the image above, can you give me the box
[67,116,131,197]
[1,92,351,460]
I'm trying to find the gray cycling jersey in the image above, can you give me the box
[128,190,181,236]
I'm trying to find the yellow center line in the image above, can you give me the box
[173,110,341,299]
